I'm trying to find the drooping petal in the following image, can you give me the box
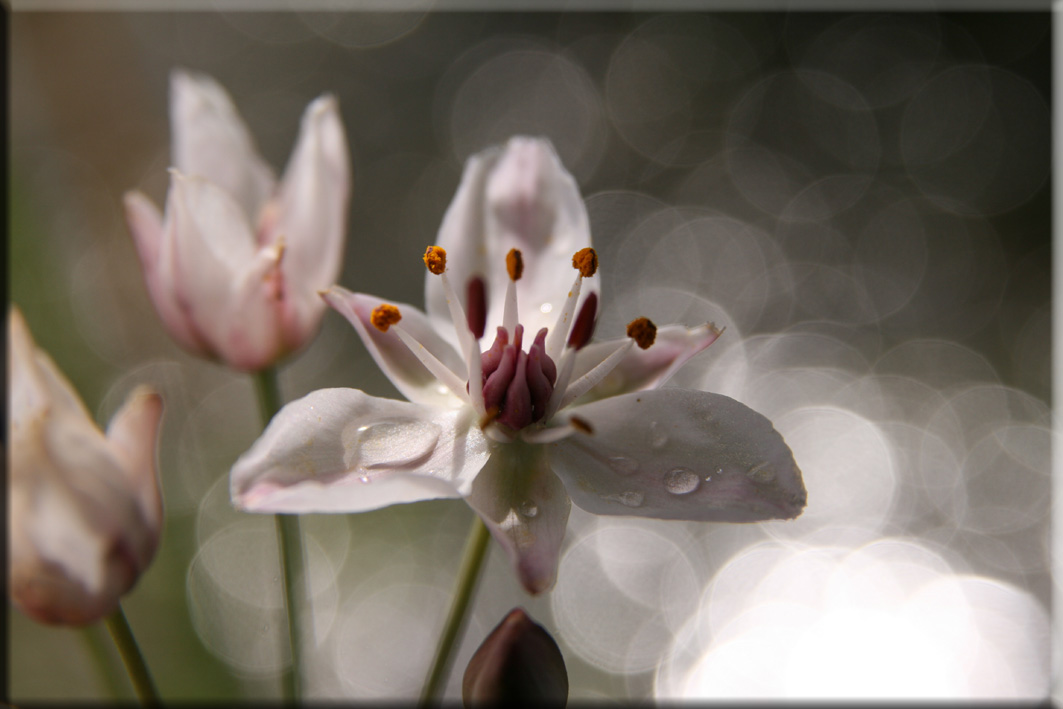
[427,137,597,344]
[231,388,490,513]
[168,170,282,369]
[465,444,571,595]
[170,68,276,219]
[265,94,351,350]
[123,191,210,356]
[550,389,806,522]
[323,287,466,409]
[568,324,723,403]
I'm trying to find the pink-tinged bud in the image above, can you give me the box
[462,608,568,706]
[125,70,351,372]
[567,292,598,350]
[9,308,164,626]
[467,276,487,340]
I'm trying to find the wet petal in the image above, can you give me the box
[170,68,275,218]
[323,286,466,409]
[267,94,351,348]
[231,388,490,513]
[123,191,209,356]
[551,389,807,522]
[569,324,722,403]
[465,444,571,595]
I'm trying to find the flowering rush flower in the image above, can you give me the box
[10,307,164,625]
[124,69,351,371]
[231,137,805,594]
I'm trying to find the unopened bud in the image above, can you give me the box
[463,608,568,707]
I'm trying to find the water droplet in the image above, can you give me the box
[540,302,553,314]
[650,421,667,448]
[518,500,539,518]
[608,456,639,475]
[747,463,775,483]
[345,419,441,470]
[664,468,700,495]
[604,491,645,508]
[359,475,371,484]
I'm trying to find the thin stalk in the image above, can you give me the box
[81,623,127,699]
[419,515,491,706]
[252,367,305,703]
[104,605,159,705]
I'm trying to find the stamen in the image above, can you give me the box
[423,245,447,275]
[572,247,598,278]
[506,248,524,281]
[569,415,594,435]
[547,248,599,360]
[626,317,657,349]
[558,338,633,410]
[390,324,469,403]
[566,292,598,350]
[370,304,402,332]
[466,277,487,340]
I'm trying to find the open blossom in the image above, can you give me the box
[124,69,351,371]
[231,137,805,594]
[10,307,164,625]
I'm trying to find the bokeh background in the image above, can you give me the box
[9,9,1052,701]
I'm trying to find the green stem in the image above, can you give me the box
[81,623,127,699]
[104,605,160,705]
[419,515,491,706]
[253,367,305,703]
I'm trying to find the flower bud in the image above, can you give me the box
[462,607,568,706]
[124,69,351,371]
[9,307,164,625]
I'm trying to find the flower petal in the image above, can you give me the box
[323,286,466,409]
[231,388,490,513]
[266,94,351,349]
[465,444,571,595]
[427,137,597,344]
[168,170,283,369]
[123,191,210,356]
[551,389,806,522]
[569,324,723,403]
[10,307,91,425]
[170,68,276,219]
[105,386,165,536]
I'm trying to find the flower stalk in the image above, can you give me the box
[253,366,305,702]
[419,515,491,706]
[104,605,159,705]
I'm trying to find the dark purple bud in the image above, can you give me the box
[467,277,487,340]
[566,292,598,350]
[463,608,568,707]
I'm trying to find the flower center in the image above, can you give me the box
[481,323,557,430]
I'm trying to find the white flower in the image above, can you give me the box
[231,137,805,594]
[10,307,164,624]
[124,69,351,371]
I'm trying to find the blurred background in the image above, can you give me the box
[10,9,1052,701]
